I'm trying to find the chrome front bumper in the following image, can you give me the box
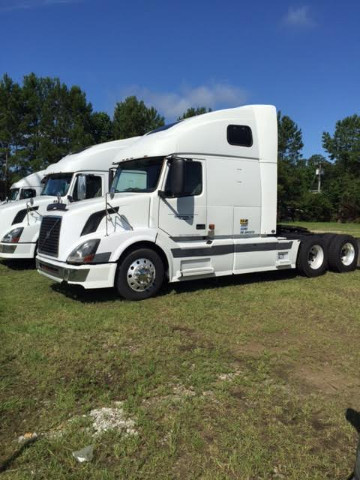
[36,257,117,289]
[36,258,90,283]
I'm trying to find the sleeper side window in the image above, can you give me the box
[227,125,253,147]
[165,161,203,196]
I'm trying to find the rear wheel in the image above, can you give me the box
[296,236,328,277]
[115,248,164,300]
[328,235,358,273]
[322,233,337,248]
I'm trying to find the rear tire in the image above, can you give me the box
[115,248,164,300]
[322,233,337,248]
[296,236,328,277]
[328,235,358,273]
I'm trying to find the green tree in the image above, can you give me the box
[323,115,360,175]
[299,191,334,221]
[277,111,304,164]
[177,107,212,121]
[20,74,95,171]
[112,96,164,139]
[277,112,305,219]
[322,115,360,221]
[0,74,24,188]
[90,112,113,144]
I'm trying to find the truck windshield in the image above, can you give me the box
[41,174,73,197]
[112,157,164,193]
[9,188,20,200]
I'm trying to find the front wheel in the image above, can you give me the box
[296,237,328,277]
[115,248,164,300]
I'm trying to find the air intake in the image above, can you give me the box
[38,216,62,257]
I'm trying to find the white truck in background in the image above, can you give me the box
[36,105,359,300]
[1,170,45,204]
[0,138,138,260]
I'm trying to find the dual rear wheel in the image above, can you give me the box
[297,234,358,278]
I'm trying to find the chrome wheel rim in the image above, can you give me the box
[341,242,355,266]
[308,245,324,270]
[127,258,156,292]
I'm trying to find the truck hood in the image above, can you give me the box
[40,193,153,261]
[0,196,59,239]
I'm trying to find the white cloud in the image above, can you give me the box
[283,6,315,28]
[0,0,81,12]
[118,84,249,120]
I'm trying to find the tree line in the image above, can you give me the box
[0,73,359,222]
[277,111,360,222]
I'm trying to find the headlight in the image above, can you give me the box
[2,227,24,243]
[67,239,100,264]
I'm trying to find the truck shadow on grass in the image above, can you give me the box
[51,269,300,303]
[0,259,36,270]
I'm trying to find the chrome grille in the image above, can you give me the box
[38,216,62,257]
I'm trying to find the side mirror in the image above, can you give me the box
[29,197,34,206]
[67,195,74,203]
[76,175,87,201]
[109,167,116,192]
[169,157,185,197]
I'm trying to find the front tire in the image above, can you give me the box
[115,248,164,300]
[296,236,328,277]
[328,235,359,273]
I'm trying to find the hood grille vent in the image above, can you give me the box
[38,216,62,257]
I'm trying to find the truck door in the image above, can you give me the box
[158,159,206,237]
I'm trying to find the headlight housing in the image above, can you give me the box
[67,239,100,265]
[2,227,24,243]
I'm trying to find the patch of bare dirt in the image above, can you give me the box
[171,325,196,334]
[275,361,359,397]
[294,364,358,395]
[232,334,297,360]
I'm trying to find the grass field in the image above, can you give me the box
[283,221,360,237]
[1,222,360,479]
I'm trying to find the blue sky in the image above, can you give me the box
[0,0,359,158]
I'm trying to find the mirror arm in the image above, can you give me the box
[158,190,166,199]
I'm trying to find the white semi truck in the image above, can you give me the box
[1,170,45,204]
[36,105,359,300]
[0,138,138,260]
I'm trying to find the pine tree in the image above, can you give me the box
[177,107,211,121]
[113,96,164,139]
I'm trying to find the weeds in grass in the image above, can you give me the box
[1,227,360,478]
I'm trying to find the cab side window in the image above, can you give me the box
[86,175,103,198]
[165,161,202,196]
[20,188,36,199]
[73,175,102,201]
